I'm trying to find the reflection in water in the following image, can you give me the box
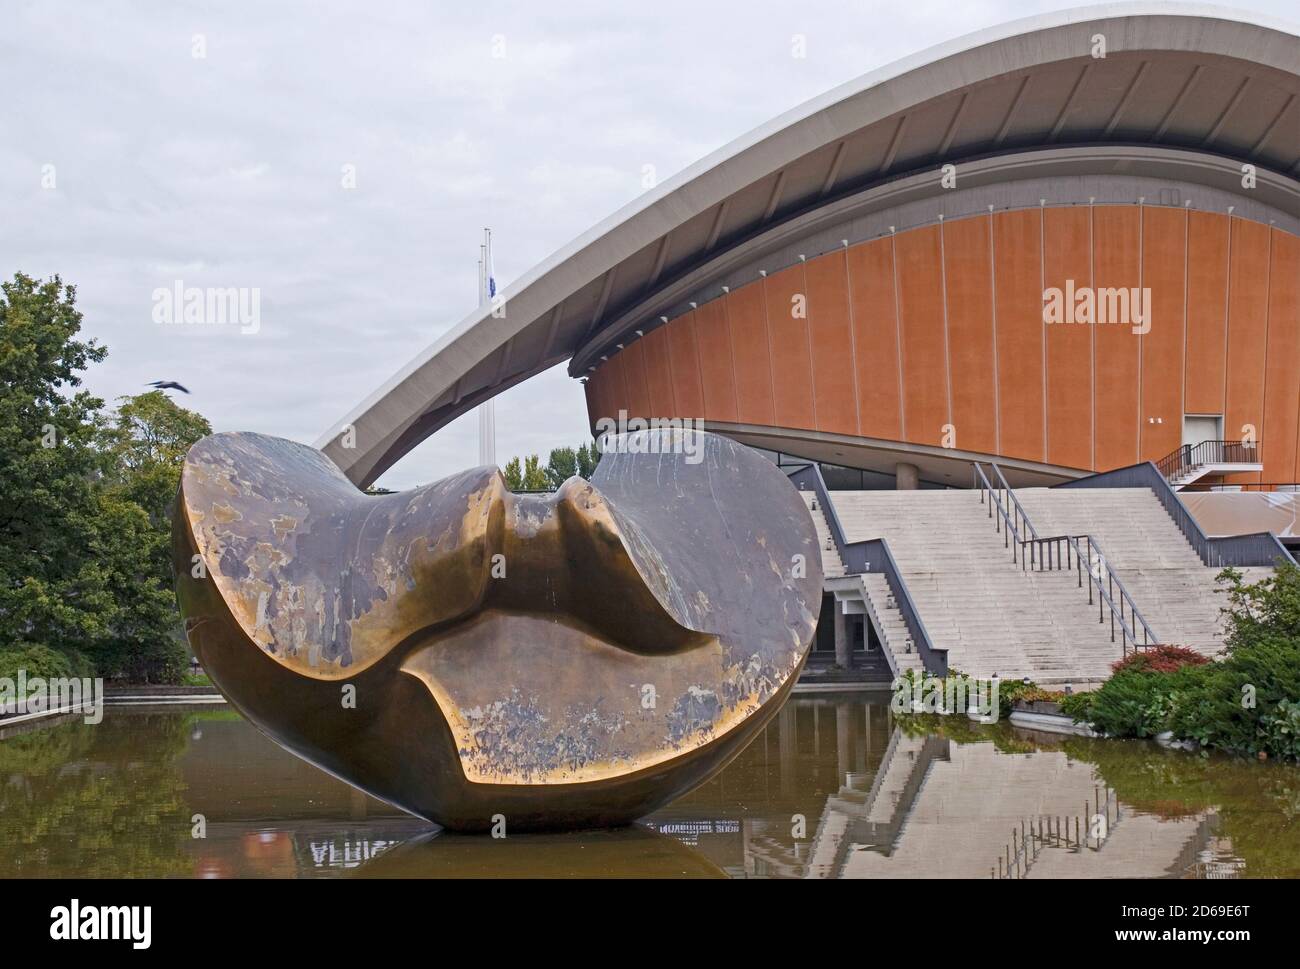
[0,697,1295,878]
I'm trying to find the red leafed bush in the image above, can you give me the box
[1111,644,1210,676]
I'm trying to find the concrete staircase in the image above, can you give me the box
[827,490,1133,683]
[799,491,924,676]
[858,573,924,676]
[1013,487,1270,655]
[798,491,845,578]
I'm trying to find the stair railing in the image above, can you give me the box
[980,462,1160,655]
[972,462,1032,568]
[1024,533,1160,654]
[990,463,1049,566]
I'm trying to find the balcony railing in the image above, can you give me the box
[1156,439,1258,482]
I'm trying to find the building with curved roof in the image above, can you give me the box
[319,3,1300,492]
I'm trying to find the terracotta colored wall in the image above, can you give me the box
[943,215,998,456]
[1138,206,1186,464]
[993,209,1045,463]
[585,206,1300,480]
[1092,206,1142,470]
[1262,231,1300,483]
[1043,206,1093,469]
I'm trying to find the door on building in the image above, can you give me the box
[1183,414,1222,447]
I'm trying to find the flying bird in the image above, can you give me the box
[147,381,190,394]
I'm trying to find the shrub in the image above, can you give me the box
[1058,690,1095,722]
[1111,644,1209,676]
[1071,563,1300,760]
[1080,669,1180,738]
[0,642,93,682]
[1165,633,1300,757]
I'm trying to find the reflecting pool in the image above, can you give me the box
[2,695,1296,878]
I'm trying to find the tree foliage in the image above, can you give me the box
[0,273,210,683]
[500,439,601,492]
[1064,561,1300,761]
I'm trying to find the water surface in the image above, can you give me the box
[2,696,1295,878]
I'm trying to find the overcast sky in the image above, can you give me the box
[2,0,1290,489]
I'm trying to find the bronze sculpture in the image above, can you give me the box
[173,428,821,831]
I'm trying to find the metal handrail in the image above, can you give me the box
[1025,532,1159,654]
[972,462,1028,567]
[991,463,1040,541]
[1156,439,1258,481]
[991,462,1049,567]
[976,461,1159,654]
[786,463,948,676]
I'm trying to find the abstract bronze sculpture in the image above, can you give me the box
[173,428,821,831]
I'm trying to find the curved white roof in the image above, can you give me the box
[319,2,1300,486]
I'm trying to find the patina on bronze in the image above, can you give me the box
[173,428,822,831]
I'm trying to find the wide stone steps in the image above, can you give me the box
[1012,487,1272,654]
[829,490,1129,681]
[809,480,1277,680]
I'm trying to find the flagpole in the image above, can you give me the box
[477,228,497,468]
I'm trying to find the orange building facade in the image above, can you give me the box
[583,204,1300,487]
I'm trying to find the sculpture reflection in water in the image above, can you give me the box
[172,428,822,831]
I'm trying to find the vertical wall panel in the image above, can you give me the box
[1262,228,1300,482]
[896,225,949,446]
[693,299,739,424]
[847,238,902,441]
[1138,206,1186,463]
[1184,210,1229,415]
[639,324,677,418]
[727,283,777,426]
[1043,207,1094,469]
[666,310,706,419]
[942,215,998,455]
[1223,217,1271,483]
[993,209,1045,462]
[805,250,859,436]
[764,264,817,431]
[621,339,652,419]
[1092,206,1142,470]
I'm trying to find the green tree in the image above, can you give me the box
[576,439,599,478]
[0,273,109,670]
[544,446,578,490]
[101,390,211,529]
[502,457,523,491]
[96,391,211,680]
[521,454,548,491]
[500,440,602,492]
[0,273,206,683]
